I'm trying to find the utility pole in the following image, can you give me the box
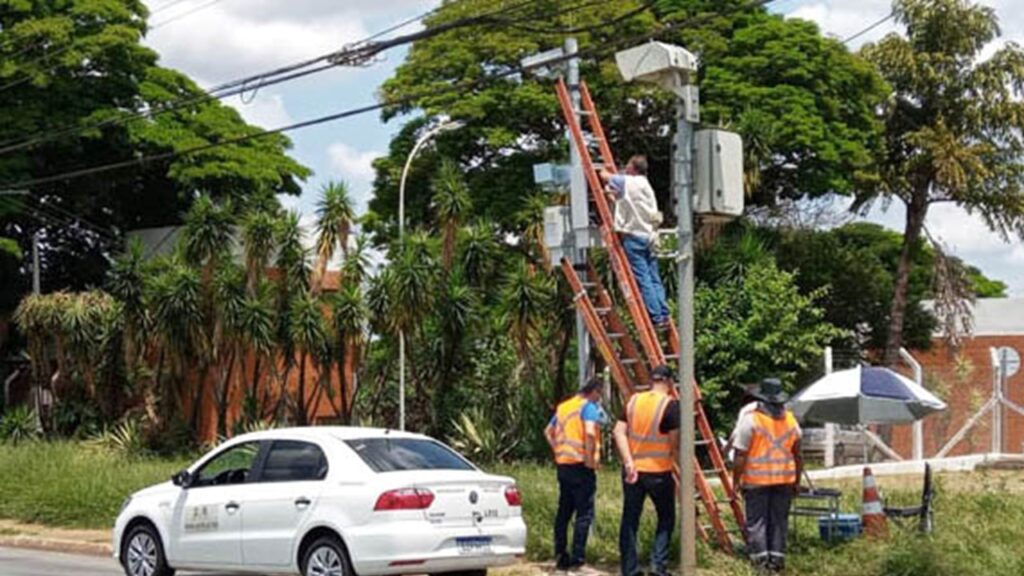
[672,69,699,575]
[524,38,591,393]
[564,37,592,392]
[31,231,40,295]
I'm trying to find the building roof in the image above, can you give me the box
[931,298,1024,336]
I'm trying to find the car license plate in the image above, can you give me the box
[456,536,492,555]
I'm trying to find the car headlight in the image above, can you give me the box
[118,496,132,516]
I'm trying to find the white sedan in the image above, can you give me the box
[113,427,527,576]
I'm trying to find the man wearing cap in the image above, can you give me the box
[545,378,604,571]
[732,378,803,573]
[613,365,679,576]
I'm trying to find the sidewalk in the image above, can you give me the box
[0,518,112,557]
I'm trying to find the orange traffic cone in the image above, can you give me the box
[862,466,888,538]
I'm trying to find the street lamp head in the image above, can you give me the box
[615,41,698,87]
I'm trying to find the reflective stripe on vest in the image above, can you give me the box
[742,409,799,486]
[554,396,588,465]
[626,391,673,473]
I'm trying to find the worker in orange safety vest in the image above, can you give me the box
[545,378,604,571]
[613,365,680,576]
[732,378,803,574]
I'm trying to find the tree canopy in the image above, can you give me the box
[857,0,1024,364]
[0,0,310,315]
[369,0,886,240]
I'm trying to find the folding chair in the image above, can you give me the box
[883,463,934,534]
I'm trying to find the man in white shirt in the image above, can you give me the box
[599,156,670,327]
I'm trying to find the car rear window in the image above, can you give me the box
[345,438,475,472]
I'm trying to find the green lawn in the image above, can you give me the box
[2,442,1024,575]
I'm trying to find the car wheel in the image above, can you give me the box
[302,536,351,576]
[122,523,174,576]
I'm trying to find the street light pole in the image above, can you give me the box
[396,119,464,431]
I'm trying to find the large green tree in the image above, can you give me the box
[0,0,309,315]
[857,0,1024,365]
[370,0,885,239]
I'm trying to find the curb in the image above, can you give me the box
[0,535,112,558]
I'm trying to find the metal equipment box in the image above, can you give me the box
[694,129,744,219]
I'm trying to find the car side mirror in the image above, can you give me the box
[172,470,194,488]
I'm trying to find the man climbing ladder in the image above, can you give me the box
[600,158,671,328]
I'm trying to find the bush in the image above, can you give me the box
[86,418,148,459]
[0,405,38,444]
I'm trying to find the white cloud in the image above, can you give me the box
[221,92,293,129]
[327,142,380,184]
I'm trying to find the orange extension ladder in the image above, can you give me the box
[555,77,746,553]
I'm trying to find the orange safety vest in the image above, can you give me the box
[742,408,800,487]
[553,396,596,465]
[626,390,674,473]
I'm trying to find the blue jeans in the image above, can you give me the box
[554,464,596,567]
[621,234,670,324]
[620,471,676,576]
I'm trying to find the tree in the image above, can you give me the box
[370,0,884,238]
[0,0,309,318]
[857,0,1024,365]
[431,160,472,272]
[312,181,355,294]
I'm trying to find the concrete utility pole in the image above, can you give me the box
[564,37,592,392]
[524,38,591,392]
[672,69,700,576]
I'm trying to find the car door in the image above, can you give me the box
[169,441,263,568]
[240,439,328,568]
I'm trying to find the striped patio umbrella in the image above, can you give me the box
[788,366,947,425]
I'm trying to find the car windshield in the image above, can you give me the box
[345,437,475,473]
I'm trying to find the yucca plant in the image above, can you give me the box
[0,406,39,444]
[86,418,147,459]
[431,159,472,272]
[313,181,355,294]
[450,404,519,463]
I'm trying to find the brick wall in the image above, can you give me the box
[888,335,1024,457]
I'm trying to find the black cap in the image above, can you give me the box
[651,365,673,381]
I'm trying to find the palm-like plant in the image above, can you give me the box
[237,280,277,420]
[515,193,552,269]
[183,196,235,273]
[212,262,248,436]
[332,284,368,423]
[460,222,500,291]
[431,160,472,271]
[313,181,355,294]
[240,210,277,294]
[288,293,331,425]
[500,258,553,391]
[341,235,372,287]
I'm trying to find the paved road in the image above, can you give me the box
[0,547,250,576]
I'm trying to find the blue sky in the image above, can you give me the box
[142,0,1024,293]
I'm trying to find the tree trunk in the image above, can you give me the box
[883,193,929,366]
[553,325,572,403]
[296,352,308,425]
[216,348,237,438]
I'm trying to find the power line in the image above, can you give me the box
[0,0,544,156]
[150,0,230,30]
[150,0,198,16]
[842,12,895,45]
[0,0,778,192]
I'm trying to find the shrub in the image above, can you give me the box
[0,405,39,444]
[86,418,147,459]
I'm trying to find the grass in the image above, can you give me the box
[0,442,190,529]
[2,443,1024,575]
[494,463,1024,576]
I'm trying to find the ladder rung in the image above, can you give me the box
[580,281,598,289]
[695,438,713,446]
[621,358,639,366]
[595,307,611,315]
[607,332,625,340]
[664,353,679,361]
[702,468,723,476]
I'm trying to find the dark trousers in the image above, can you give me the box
[554,464,597,567]
[744,485,793,569]
[619,472,676,576]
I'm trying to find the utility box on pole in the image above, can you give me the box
[695,129,744,220]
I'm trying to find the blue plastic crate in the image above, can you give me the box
[818,513,862,542]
